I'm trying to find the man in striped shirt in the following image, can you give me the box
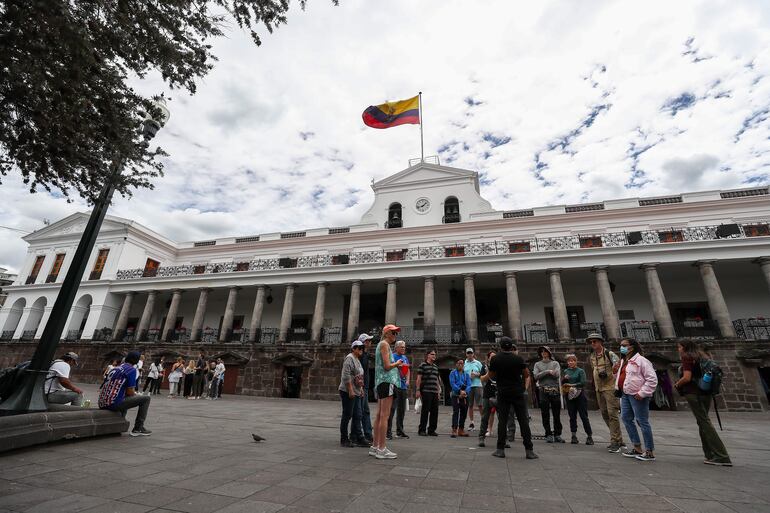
[416,349,442,436]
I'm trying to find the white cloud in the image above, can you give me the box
[2,0,770,272]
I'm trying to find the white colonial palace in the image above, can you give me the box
[2,162,770,346]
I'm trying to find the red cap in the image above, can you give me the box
[383,324,401,333]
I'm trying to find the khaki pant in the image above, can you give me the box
[596,389,623,445]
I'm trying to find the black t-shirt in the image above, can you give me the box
[195,357,206,376]
[489,352,527,395]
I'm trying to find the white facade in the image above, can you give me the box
[1,162,770,345]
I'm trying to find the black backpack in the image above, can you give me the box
[0,361,31,402]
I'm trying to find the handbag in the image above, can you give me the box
[414,397,422,414]
[567,387,582,400]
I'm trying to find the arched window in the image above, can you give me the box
[387,203,403,228]
[443,197,460,223]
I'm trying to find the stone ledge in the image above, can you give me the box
[0,405,129,453]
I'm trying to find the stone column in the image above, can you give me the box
[593,266,621,341]
[696,261,736,338]
[279,283,296,343]
[464,273,479,343]
[248,285,266,343]
[219,286,240,342]
[311,282,328,343]
[189,288,210,342]
[346,280,361,342]
[757,257,770,295]
[385,278,398,325]
[162,289,183,342]
[113,292,135,341]
[547,269,571,341]
[641,264,675,339]
[504,271,523,341]
[136,290,157,341]
[423,276,436,342]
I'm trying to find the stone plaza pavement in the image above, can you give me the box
[1,384,769,513]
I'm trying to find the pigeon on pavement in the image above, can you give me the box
[252,433,265,442]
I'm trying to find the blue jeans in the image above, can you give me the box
[621,394,654,451]
[354,394,372,439]
[340,391,362,441]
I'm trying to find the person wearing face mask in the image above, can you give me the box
[616,338,658,462]
[562,354,593,445]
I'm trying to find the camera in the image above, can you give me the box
[598,370,608,379]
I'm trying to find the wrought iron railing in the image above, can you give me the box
[0,330,15,341]
[673,319,720,339]
[115,222,768,281]
[92,328,114,342]
[733,318,770,340]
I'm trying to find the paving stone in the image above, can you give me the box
[161,492,239,513]
[2,386,769,513]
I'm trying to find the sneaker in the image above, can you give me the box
[571,434,579,444]
[607,443,622,453]
[468,423,475,431]
[418,431,427,436]
[546,435,554,443]
[383,447,397,458]
[491,449,505,458]
[478,438,486,447]
[130,426,152,437]
[368,446,378,457]
[485,431,493,437]
[704,459,733,467]
[526,449,539,459]
[554,436,566,444]
[623,448,644,458]
[396,432,410,439]
[386,433,393,440]
[586,436,594,446]
[427,432,438,437]
[375,448,397,459]
[504,442,511,449]
[636,451,656,462]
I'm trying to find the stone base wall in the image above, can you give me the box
[1,340,768,412]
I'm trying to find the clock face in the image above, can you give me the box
[415,198,431,213]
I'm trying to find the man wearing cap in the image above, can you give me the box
[464,347,484,432]
[587,333,625,452]
[533,346,564,443]
[45,352,84,406]
[486,337,537,459]
[98,351,152,436]
[340,341,367,447]
[352,333,374,444]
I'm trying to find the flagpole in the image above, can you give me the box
[419,91,424,163]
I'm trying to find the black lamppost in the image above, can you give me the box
[0,101,170,414]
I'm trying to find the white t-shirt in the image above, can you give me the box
[148,363,160,379]
[214,363,226,379]
[46,360,71,393]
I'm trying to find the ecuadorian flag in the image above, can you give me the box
[362,95,420,129]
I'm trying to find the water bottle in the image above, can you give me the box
[702,372,713,384]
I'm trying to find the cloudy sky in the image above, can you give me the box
[2,0,770,273]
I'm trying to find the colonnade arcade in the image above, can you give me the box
[100,257,770,345]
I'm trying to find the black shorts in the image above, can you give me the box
[375,382,395,399]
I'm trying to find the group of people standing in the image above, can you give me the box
[103,351,227,400]
[339,328,732,467]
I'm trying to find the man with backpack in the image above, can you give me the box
[98,351,152,436]
[674,341,731,466]
[588,334,625,453]
[46,352,84,406]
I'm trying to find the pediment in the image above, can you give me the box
[24,213,131,242]
[212,351,250,365]
[271,352,314,367]
[373,163,478,190]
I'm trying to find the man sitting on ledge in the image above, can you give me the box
[45,352,84,406]
[98,351,152,436]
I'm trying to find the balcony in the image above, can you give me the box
[115,221,770,280]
